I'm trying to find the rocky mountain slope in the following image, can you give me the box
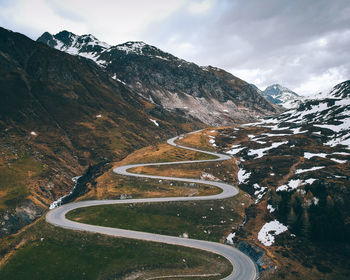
[37,31,281,125]
[0,27,198,236]
[209,80,350,279]
[261,84,301,109]
[271,81,350,148]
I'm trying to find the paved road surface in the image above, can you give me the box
[46,132,257,280]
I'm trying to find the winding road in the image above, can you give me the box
[46,132,257,280]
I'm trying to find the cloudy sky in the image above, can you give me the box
[1,0,349,95]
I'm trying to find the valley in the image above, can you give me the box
[69,122,350,279]
[0,23,349,280]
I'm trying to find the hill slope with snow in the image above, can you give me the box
[269,80,350,149]
[205,80,350,279]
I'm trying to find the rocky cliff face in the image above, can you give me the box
[38,31,281,125]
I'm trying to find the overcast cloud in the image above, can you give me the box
[0,0,349,95]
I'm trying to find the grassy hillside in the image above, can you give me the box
[0,219,231,280]
[0,27,202,236]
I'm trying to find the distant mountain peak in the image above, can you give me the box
[264,84,299,96]
[261,84,301,109]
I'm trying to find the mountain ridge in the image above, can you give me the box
[37,30,282,125]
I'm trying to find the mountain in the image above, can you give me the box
[261,84,302,109]
[237,80,350,234]
[272,80,350,148]
[0,27,199,236]
[212,80,350,279]
[37,31,281,125]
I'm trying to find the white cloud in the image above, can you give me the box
[48,0,186,44]
[228,68,273,90]
[187,0,214,15]
[295,67,347,95]
[0,0,88,36]
[176,42,197,57]
[0,0,186,44]
[317,37,328,47]
[1,0,349,95]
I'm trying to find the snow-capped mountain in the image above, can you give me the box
[261,84,302,109]
[38,31,110,66]
[265,80,350,149]
[37,31,190,70]
[37,31,281,125]
[308,83,350,100]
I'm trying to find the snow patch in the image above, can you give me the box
[325,133,350,149]
[304,152,328,159]
[330,158,347,163]
[267,204,275,213]
[258,220,288,246]
[248,141,288,159]
[208,135,216,147]
[238,168,251,184]
[226,144,245,155]
[115,41,147,55]
[314,118,350,133]
[295,166,325,174]
[149,119,159,126]
[305,178,317,185]
[226,232,236,244]
[276,179,302,192]
[332,151,350,156]
[262,133,290,137]
[254,183,266,203]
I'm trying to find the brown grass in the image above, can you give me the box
[78,170,221,201]
[129,166,202,178]
[79,138,222,201]
[115,142,215,165]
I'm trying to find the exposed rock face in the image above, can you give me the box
[261,84,301,109]
[38,31,281,125]
[0,200,44,237]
